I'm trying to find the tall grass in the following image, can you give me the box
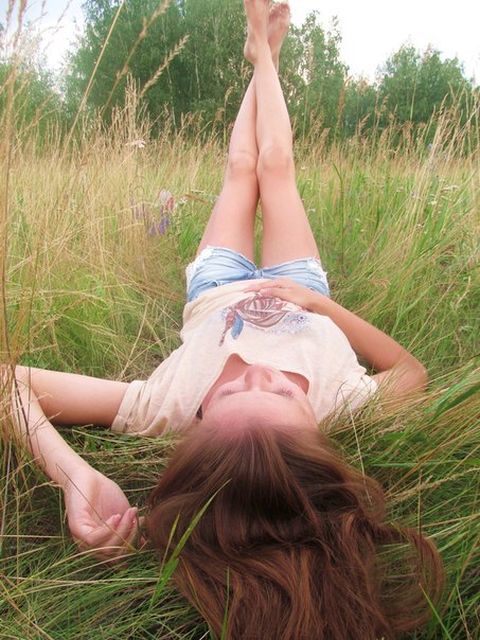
[1,6,479,640]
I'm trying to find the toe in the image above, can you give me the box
[270,4,282,17]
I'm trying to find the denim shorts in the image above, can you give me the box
[186,246,330,302]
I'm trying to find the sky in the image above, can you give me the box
[2,0,479,83]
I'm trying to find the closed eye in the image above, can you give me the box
[220,388,294,398]
[277,388,294,398]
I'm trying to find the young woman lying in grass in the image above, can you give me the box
[6,1,444,638]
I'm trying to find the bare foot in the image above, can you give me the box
[268,2,291,67]
[243,0,271,64]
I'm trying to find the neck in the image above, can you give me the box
[200,354,309,416]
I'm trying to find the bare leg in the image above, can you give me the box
[195,76,259,260]
[244,0,320,267]
[196,3,288,260]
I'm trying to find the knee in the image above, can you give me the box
[257,145,295,179]
[227,150,258,179]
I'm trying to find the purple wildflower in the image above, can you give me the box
[148,215,171,236]
[131,189,178,236]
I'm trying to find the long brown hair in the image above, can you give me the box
[146,422,444,639]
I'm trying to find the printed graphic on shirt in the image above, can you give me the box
[219,295,309,346]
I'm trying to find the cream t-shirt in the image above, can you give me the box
[111,280,377,436]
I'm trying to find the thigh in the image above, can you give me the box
[195,172,258,261]
[259,174,321,267]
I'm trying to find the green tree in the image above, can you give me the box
[294,13,347,139]
[64,0,185,124]
[174,0,246,130]
[342,77,378,138]
[65,0,247,133]
[0,16,63,137]
[0,59,64,143]
[65,1,351,140]
[378,44,472,125]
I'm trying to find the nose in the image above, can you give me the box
[243,365,274,390]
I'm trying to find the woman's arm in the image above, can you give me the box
[4,366,142,558]
[244,280,428,397]
[9,365,128,482]
[15,366,129,427]
[307,295,428,395]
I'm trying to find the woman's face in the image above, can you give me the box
[201,364,317,431]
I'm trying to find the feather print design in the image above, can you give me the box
[219,295,296,346]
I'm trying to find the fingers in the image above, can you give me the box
[245,284,293,297]
[250,286,284,297]
[242,278,314,309]
[111,507,138,546]
[244,278,294,293]
[77,514,121,548]
[137,516,148,549]
[104,507,140,554]
[76,507,143,560]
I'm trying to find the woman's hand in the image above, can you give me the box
[63,465,144,560]
[244,278,322,310]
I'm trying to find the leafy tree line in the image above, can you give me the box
[1,0,478,143]
[0,60,63,140]
[0,18,64,143]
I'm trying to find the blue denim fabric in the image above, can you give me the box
[186,246,331,302]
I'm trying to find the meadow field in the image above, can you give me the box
[0,92,479,638]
